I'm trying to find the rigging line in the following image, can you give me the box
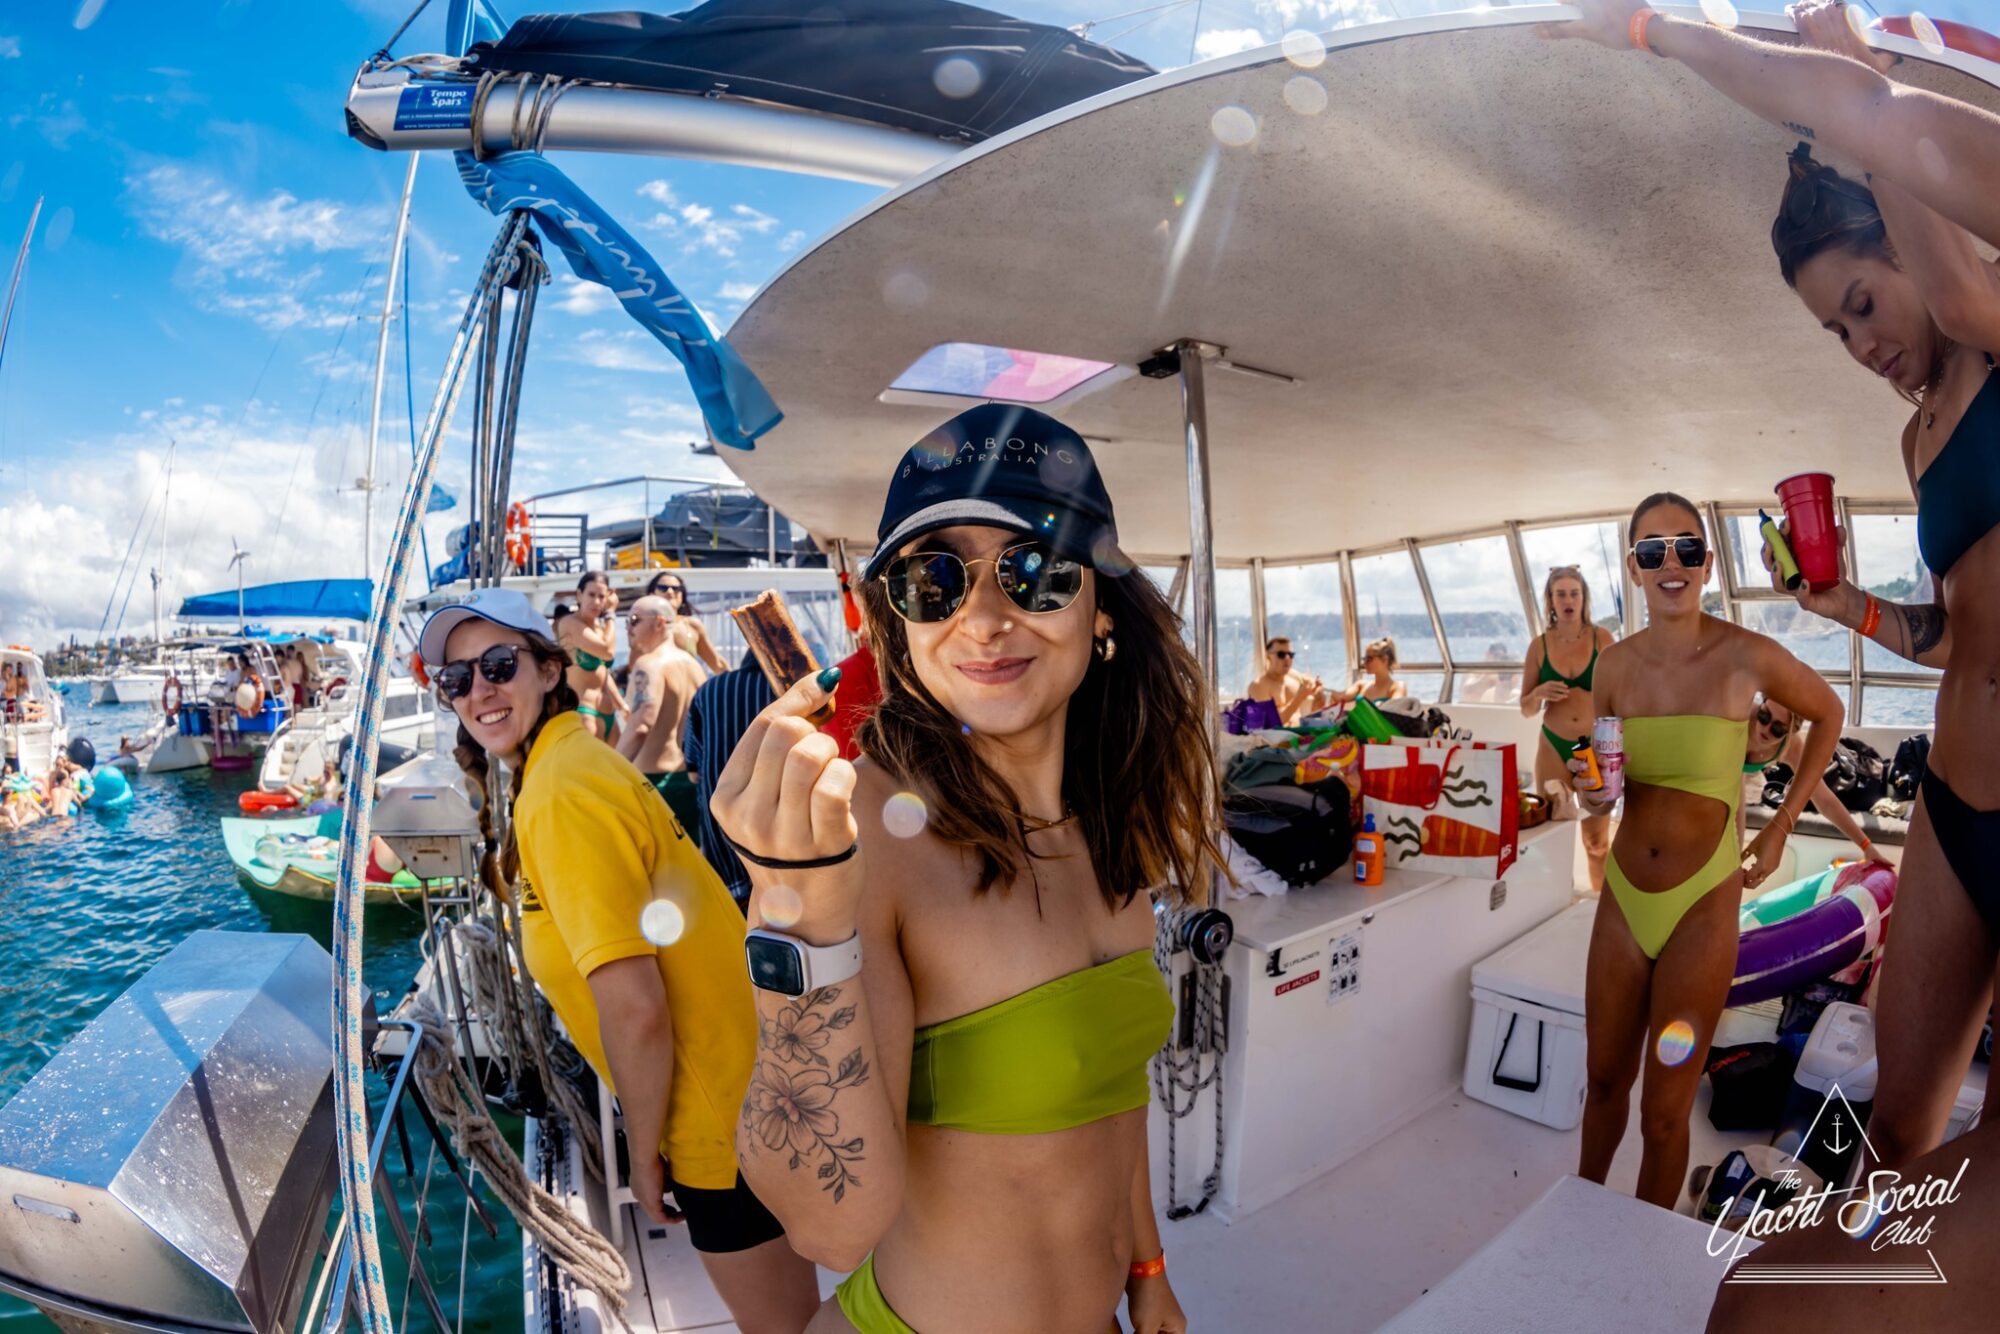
[180,331,288,599]
[96,470,163,643]
[274,262,383,538]
[376,0,440,62]
[1074,0,1196,34]
[1101,1,1198,49]
[1187,0,1206,65]
[403,229,434,587]
[111,492,166,643]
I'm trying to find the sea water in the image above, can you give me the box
[0,701,520,1332]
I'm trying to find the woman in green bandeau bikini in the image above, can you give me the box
[1571,493,1843,1211]
[1519,565,1619,888]
[554,570,624,742]
[714,404,1219,1334]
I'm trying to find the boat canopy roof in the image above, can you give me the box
[464,0,1157,144]
[722,10,2000,563]
[176,579,373,623]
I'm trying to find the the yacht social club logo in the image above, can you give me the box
[1712,1081,1967,1285]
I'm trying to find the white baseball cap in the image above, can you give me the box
[418,588,557,667]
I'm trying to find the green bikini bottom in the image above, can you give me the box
[575,704,613,725]
[835,1255,918,1334]
[1540,724,1580,765]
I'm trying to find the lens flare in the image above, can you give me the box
[639,899,686,947]
[1698,0,1739,30]
[1842,3,1871,43]
[883,270,930,310]
[1911,12,1946,56]
[1172,189,1187,208]
[44,207,75,252]
[933,56,983,99]
[1092,534,1135,575]
[761,884,804,930]
[883,791,929,839]
[1918,137,1948,182]
[1210,105,1258,148]
[1283,76,1328,116]
[1281,30,1327,68]
[1656,1020,1698,1067]
[960,723,973,736]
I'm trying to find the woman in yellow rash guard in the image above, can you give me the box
[424,586,818,1334]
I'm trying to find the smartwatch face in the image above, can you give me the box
[745,933,806,995]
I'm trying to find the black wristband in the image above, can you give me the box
[719,829,858,870]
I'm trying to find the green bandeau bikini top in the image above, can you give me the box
[570,647,611,672]
[906,948,1173,1135]
[1622,715,1747,810]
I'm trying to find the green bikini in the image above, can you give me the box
[1604,715,1746,958]
[1535,631,1599,763]
[834,949,1174,1333]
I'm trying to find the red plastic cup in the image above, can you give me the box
[1774,472,1840,593]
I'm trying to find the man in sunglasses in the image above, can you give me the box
[1741,695,1891,868]
[1239,637,1324,729]
[616,595,707,840]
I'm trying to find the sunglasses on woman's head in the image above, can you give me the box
[1630,536,1708,570]
[434,644,524,701]
[883,540,1085,624]
[1756,705,1790,740]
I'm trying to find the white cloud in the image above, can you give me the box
[568,328,664,373]
[0,36,20,59]
[124,165,389,331]
[730,204,779,234]
[638,179,679,207]
[552,274,617,317]
[778,229,806,254]
[637,190,786,259]
[717,281,758,302]
[1195,28,1267,60]
[1248,0,1393,31]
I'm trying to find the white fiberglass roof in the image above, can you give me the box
[722,10,2000,562]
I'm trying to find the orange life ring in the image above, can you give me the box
[409,651,430,689]
[1873,16,2000,64]
[504,502,533,570]
[162,681,182,717]
[239,790,300,813]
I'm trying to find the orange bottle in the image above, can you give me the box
[1353,813,1385,886]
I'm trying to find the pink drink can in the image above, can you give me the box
[1592,717,1624,803]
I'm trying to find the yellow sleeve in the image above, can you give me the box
[517,765,661,979]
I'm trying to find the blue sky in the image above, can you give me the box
[0,0,1990,645]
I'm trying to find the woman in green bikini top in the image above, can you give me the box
[553,570,625,742]
[714,404,1222,1334]
[1569,493,1842,1214]
[1518,565,1619,888]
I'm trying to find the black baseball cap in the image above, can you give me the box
[862,404,1125,580]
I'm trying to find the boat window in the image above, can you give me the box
[1417,536,1528,700]
[1516,521,1625,637]
[1859,686,1936,730]
[1215,567,1257,701]
[886,342,1120,405]
[1717,511,1784,597]
[1262,561,1348,688]
[1349,550,1442,670]
[1735,599,1851,684]
[1398,672,1446,704]
[1138,564,1183,614]
[1849,513,1942,679]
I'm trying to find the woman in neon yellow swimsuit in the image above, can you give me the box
[1518,565,1618,887]
[554,570,625,742]
[1571,493,1843,1210]
[714,405,1219,1333]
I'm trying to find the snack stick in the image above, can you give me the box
[731,590,835,725]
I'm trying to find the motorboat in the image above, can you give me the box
[1,645,68,783]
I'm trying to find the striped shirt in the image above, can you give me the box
[681,663,776,908]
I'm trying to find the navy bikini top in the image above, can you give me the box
[1917,359,2000,578]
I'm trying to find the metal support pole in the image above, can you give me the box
[1177,340,1220,736]
[1504,521,1540,635]
[363,154,421,580]
[1248,557,1267,668]
[768,500,778,566]
[1406,539,1452,701]
[1837,496,1863,725]
[1338,551,1359,679]
[642,479,652,569]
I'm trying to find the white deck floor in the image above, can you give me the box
[611,1075,1742,1332]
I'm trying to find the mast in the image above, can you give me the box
[152,443,174,653]
[362,154,421,576]
[0,197,42,373]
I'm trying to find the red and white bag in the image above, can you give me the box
[1360,739,1519,879]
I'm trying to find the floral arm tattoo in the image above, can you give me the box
[743,985,868,1202]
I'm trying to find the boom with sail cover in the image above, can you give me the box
[177,579,374,623]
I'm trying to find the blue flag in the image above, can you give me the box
[455,150,782,450]
[444,0,509,55]
[426,483,457,514]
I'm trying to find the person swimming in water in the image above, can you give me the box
[715,404,1214,1334]
[1571,493,1843,1211]
[554,570,626,742]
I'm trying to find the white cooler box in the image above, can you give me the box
[1465,897,1598,1130]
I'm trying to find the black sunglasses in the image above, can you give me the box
[1630,536,1708,571]
[1271,649,1294,659]
[1756,705,1790,740]
[434,644,524,701]
[883,540,1084,624]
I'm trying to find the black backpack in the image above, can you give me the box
[1888,733,1931,801]
[1823,737,1889,812]
[1224,783,1353,888]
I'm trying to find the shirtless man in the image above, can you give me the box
[1245,636,1324,725]
[616,595,706,840]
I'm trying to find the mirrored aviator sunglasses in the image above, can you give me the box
[434,643,524,701]
[1631,536,1708,571]
[883,541,1085,624]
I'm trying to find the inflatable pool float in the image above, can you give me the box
[83,765,134,812]
[238,789,300,814]
[220,812,426,904]
[1727,862,1896,1008]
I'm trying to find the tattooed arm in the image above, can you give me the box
[1814,576,1953,670]
[738,823,913,1271]
[615,661,656,763]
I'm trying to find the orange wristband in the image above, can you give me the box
[1630,8,1662,54]
[1859,593,1882,639]
[1130,1253,1166,1280]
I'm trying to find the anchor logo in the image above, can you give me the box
[1825,1113,1851,1158]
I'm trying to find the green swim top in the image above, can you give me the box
[1536,631,1599,693]
[906,948,1172,1135]
[1622,715,1747,809]
[570,647,611,673]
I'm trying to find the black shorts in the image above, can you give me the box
[667,1170,787,1254]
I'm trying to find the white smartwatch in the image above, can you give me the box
[745,928,862,997]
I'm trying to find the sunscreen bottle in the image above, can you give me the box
[1354,813,1385,886]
